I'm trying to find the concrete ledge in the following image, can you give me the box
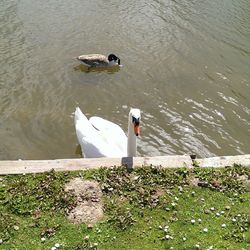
[196,154,250,168]
[0,155,191,175]
[0,154,249,175]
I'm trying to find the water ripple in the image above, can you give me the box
[0,0,249,159]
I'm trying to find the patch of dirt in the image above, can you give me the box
[65,178,103,224]
[189,177,200,186]
[238,174,250,185]
[189,177,211,188]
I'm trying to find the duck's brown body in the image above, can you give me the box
[76,53,120,67]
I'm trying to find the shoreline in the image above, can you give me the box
[0,154,249,175]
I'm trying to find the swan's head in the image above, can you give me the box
[108,54,120,65]
[129,108,141,136]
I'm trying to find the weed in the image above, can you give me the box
[222,213,250,243]
[0,212,17,241]
[0,165,249,249]
[105,198,135,230]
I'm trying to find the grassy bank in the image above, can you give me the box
[0,165,249,249]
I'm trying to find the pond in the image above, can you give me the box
[0,0,249,159]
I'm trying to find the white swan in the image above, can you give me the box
[74,107,141,158]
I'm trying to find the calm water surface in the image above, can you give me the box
[0,0,250,160]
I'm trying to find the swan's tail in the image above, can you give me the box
[74,107,89,158]
[74,107,88,123]
[74,106,90,134]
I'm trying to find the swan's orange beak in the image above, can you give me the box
[134,124,140,136]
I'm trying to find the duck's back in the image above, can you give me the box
[77,54,108,67]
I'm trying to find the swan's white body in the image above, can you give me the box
[74,107,141,158]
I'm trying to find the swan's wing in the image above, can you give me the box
[75,107,101,157]
[76,129,122,158]
[89,116,127,154]
[74,107,126,157]
[89,116,125,134]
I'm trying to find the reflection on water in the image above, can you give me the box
[0,0,249,160]
[73,64,121,74]
[75,144,82,156]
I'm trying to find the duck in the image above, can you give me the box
[76,54,120,68]
[74,107,141,158]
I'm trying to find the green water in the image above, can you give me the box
[0,0,249,159]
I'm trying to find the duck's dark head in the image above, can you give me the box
[108,54,120,65]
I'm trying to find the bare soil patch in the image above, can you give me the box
[65,178,103,224]
[189,177,200,186]
[238,174,250,185]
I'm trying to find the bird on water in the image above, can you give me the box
[74,107,141,158]
[76,54,120,68]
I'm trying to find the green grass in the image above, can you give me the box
[0,165,249,250]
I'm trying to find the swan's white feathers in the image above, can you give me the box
[130,108,141,119]
[74,107,127,157]
[89,116,127,153]
[89,116,126,139]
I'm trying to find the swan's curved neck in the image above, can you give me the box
[127,122,137,157]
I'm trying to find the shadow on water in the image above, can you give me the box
[73,64,121,74]
[75,144,82,156]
